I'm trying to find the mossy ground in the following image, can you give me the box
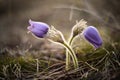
[0,41,120,80]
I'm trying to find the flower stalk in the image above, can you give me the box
[63,42,78,69]
[65,33,75,70]
[65,19,87,70]
[46,25,78,70]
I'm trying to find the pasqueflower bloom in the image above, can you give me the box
[27,20,65,44]
[83,26,102,48]
[27,20,49,38]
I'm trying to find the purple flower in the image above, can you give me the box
[27,20,49,38]
[83,26,102,48]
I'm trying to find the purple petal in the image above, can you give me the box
[29,20,49,32]
[83,26,102,48]
[28,20,49,38]
[33,30,46,38]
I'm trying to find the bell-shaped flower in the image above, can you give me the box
[27,20,49,38]
[27,20,65,44]
[83,26,102,49]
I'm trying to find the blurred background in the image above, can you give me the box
[0,0,120,79]
[0,0,120,50]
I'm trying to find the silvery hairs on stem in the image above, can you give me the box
[46,25,66,44]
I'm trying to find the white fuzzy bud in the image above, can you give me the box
[72,19,87,37]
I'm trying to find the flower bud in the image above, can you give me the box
[47,26,65,44]
[27,19,49,38]
[72,19,87,37]
[83,26,102,49]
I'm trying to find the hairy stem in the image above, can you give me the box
[66,34,75,70]
[66,32,77,69]
[64,42,78,69]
